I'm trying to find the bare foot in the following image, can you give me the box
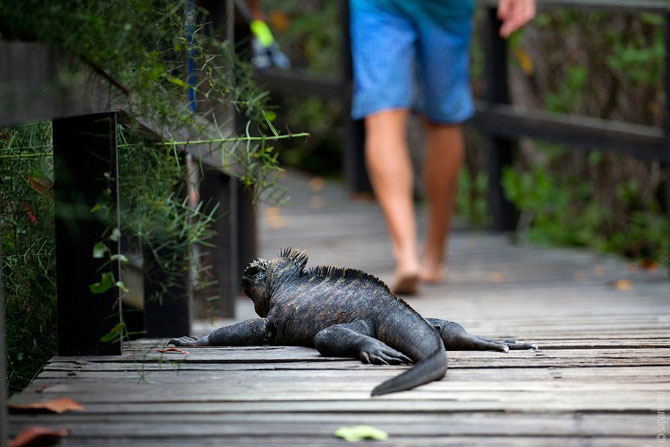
[391,271,419,295]
[420,264,446,284]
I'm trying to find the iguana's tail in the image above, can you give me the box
[370,344,447,396]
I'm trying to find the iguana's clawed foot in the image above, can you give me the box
[167,336,200,347]
[359,341,413,365]
[501,338,539,350]
[473,336,538,352]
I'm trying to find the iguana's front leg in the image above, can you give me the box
[168,318,274,347]
[314,320,412,365]
[425,318,538,352]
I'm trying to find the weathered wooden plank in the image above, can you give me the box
[0,43,122,128]
[7,171,670,446]
[33,366,670,385]
[2,435,657,447]
[7,395,663,412]
[6,413,658,437]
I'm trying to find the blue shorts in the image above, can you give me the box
[350,0,475,124]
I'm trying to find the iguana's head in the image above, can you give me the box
[242,248,309,317]
[242,258,273,316]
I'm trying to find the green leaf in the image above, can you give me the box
[110,254,129,264]
[334,425,389,442]
[263,110,277,122]
[89,272,115,294]
[100,322,125,343]
[168,76,190,89]
[92,242,109,259]
[109,227,121,242]
[115,280,129,293]
[90,203,103,214]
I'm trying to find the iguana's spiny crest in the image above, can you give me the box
[244,248,411,317]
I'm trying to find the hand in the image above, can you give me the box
[497,0,536,38]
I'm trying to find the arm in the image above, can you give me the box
[168,318,273,347]
[497,0,536,38]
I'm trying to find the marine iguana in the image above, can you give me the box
[169,248,537,396]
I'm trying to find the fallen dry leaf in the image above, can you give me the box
[309,176,325,193]
[488,272,505,284]
[24,176,54,198]
[614,279,632,291]
[265,206,286,229]
[156,348,190,355]
[22,204,38,224]
[269,9,291,33]
[640,259,658,271]
[10,426,69,447]
[309,196,324,210]
[8,397,84,414]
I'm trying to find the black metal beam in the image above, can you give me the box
[483,8,519,232]
[53,112,122,356]
[470,103,669,162]
[142,151,192,338]
[254,70,348,102]
[198,168,239,318]
[237,184,256,288]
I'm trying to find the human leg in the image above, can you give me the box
[365,110,420,294]
[421,122,464,282]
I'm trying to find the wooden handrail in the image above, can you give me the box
[479,0,670,13]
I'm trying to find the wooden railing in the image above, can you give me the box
[0,42,252,358]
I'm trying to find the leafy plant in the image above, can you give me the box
[0,0,307,393]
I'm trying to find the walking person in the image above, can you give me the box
[349,0,535,294]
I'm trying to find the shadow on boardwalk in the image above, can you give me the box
[9,170,670,446]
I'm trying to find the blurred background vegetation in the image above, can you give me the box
[264,0,668,267]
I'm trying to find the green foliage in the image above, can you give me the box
[502,157,668,266]
[1,0,305,393]
[544,65,589,113]
[456,169,490,228]
[470,8,668,266]
[0,122,56,394]
[260,0,344,177]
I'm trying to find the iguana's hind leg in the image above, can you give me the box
[168,318,273,347]
[425,318,538,352]
[314,320,413,365]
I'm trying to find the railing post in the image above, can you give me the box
[664,12,670,277]
[341,0,372,195]
[142,154,193,338]
[237,183,256,287]
[53,112,122,355]
[198,169,239,318]
[483,7,519,231]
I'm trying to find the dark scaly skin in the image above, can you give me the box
[169,248,537,395]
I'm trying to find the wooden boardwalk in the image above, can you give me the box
[8,170,670,446]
